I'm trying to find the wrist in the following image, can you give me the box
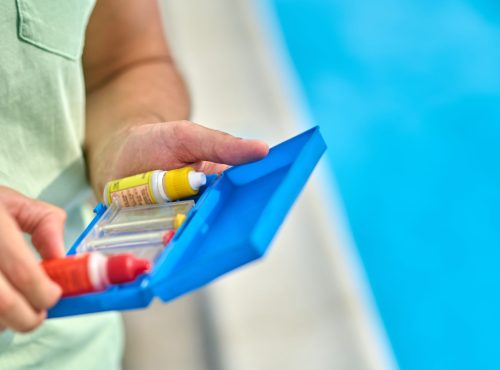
[86,120,158,197]
[85,127,127,197]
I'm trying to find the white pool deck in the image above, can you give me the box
[123,1,397,369]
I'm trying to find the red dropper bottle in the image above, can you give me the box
[42,253,150,297]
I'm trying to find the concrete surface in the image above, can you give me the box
[123,1,395,369]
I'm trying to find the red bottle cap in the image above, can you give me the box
[106,254,151,284]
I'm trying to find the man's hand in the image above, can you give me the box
[88,120,269,197]
[0,187,64,332]
[83,1,268,196]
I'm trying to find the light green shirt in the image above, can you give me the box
[0,1,123,368]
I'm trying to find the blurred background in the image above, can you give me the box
[123,1,500,369]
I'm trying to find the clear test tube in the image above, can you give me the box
[79,230,175,262]
[85,231,170,250]
[98,213,187,234]
[96,200,193,236]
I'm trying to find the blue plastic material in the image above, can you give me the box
[48,127,326,318]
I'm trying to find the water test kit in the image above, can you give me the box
[47,127,326,318]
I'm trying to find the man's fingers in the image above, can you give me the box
[0,189,63,333]
[0,190,66,259]
[27,204,66,260]
[108,121,269,180]
[0,269,47,333]
[191,162,230,175]
[0,205,62,312]
[168,121,269,166]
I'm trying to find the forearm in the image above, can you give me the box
[82,0,268,201]
[84,60,190,192]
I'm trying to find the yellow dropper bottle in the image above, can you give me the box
[103,167,206,207]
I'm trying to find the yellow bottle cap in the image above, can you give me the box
[173,214,187,230]
[164,167,200,201]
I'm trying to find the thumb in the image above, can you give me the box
[167,121,269,165]
[0,190,66,259]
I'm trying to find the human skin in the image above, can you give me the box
[0,187,64,332]
[83,0,269,195]
[0,0,268,332]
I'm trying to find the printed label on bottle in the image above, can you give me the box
[107,172,156,206]
[42,255,94,297]
[112,185,154,207]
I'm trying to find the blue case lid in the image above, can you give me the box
[48,127,326,318]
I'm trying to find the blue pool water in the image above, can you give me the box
[269,1,500,369]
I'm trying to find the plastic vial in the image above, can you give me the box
[85,231,170,250]
[99,213,187,234]
[103,167,206,207]
[41,253,150,297]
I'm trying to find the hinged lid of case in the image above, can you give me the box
[148,126,326,301]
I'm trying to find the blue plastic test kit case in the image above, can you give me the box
[48,127,326,318]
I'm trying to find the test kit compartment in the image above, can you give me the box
[48,127,326,318]
[76,200,194,261]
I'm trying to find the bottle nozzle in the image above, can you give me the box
[107,254,151,284]
[188,171,207,190]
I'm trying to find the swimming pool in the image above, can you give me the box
[269,1,500,369]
